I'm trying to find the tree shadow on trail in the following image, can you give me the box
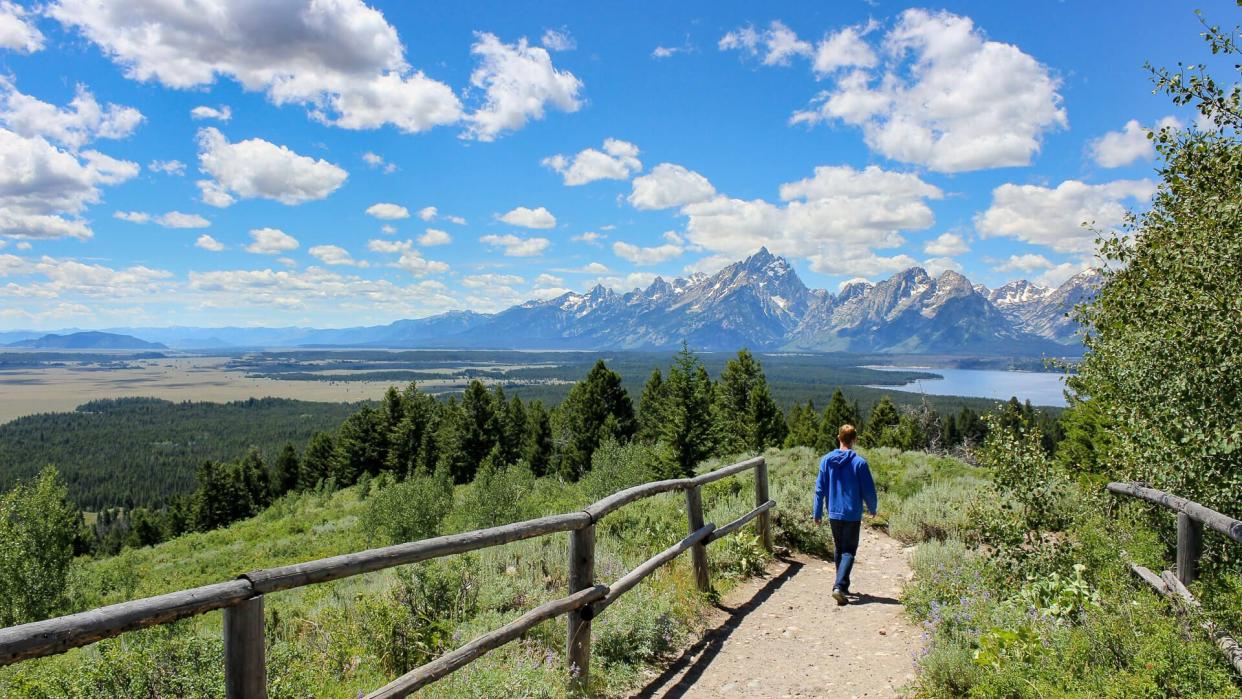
[848,592,901,606]
[632,556,805,699]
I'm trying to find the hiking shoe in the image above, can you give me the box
[832,588,848,606]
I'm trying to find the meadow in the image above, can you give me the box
[0,445,970,698]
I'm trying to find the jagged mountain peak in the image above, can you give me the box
[423,252,1085,353]
[989,279,1053,306]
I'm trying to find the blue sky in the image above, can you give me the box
[0,0,1223,329]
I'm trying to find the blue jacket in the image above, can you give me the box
[813,449,877,522]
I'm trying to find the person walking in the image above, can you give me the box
[812,423,877,605]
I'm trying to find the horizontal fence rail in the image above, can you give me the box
[1108,481,1242,677]
[0,456,776,697]
[1107,482,1242,544]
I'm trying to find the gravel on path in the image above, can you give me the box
[633,526,921,698]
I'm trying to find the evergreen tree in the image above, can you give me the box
[333,407,387,485]
[941,413,961,447]
[0,468,78,626]
[191,460,241,531]
[124,507,164,549]
[381,385,405,435]
[659,346,717,477]
[453,381,500,482]
[1054,396,1114,480]
[783,400,820,449]
[816,388,860,452]
[636,369,666,444]
[271,443,300,496]
[299,431,336,491]
[714,349,787,453]
[236,448,272,514]
[499,392,528,466]
[553,360,636,480]
[861,396,900,447]
[956,407,987,447]
[523,400,554,476]
[386,385,438,476]
[745,381,787,452]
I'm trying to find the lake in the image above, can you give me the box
[865,366,1070,407]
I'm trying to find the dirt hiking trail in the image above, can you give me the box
[633,526,921,698]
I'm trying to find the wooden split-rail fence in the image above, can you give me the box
[1106,481,1242,675]
[0,456,775,697]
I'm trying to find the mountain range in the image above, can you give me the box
[1,249,1096,355]
[5,331,168,350]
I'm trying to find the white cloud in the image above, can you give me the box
[541,28,575,52]
[612,239,684,265]
[628,163,716,210]
[362,151,396,174]
[996,253,1054,273]
[1034,262,1088,288]
[50,0,463,134]
[529,286,572,300]
[156,211,209,228]
[813,24,877,75]
[1089,116,1182,168]
[671,165,941,276]
[445,214,467,225]
[391,250,448,276]
[0,2,44,53]
[720,21,811,66]
[245,227,299,254]
[380,224,397,235]
[190,105,231,122]
[365,237,448,275]
[114,210,151,224]
[0,128,138,240]
[367,238,412,254]
[652,46,680,59]
[498,206,556,229]
[573,231,604,246]
[309,244,366,267]
[464,32,583,141]
[922,256,963,277]
[0,254,171,300]
[543,138,642,186]
[480,233,550,257]
[196,127,347,207]
[148,159,185,175]
[462,273,524,289]
[534,273,563,287]
[793,9,1067,172]
[365,202,410,220]
[976,178,1155,253]
[418,228,452,246]
[186,265,458,315]
[923,232,969,256]
[0,78,144,150]
[417,206,437,221]
[195,234,224,251]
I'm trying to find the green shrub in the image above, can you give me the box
[579,439,664,502]
[361,469,452,546]
[887,478,986,544]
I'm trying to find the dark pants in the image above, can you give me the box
[829,519,861,593]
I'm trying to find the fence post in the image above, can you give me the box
[223,595,266,699]
[1177,511,1203,585]
[754,457,772,551]
[566,524,595,693]
[685,485,711,592]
